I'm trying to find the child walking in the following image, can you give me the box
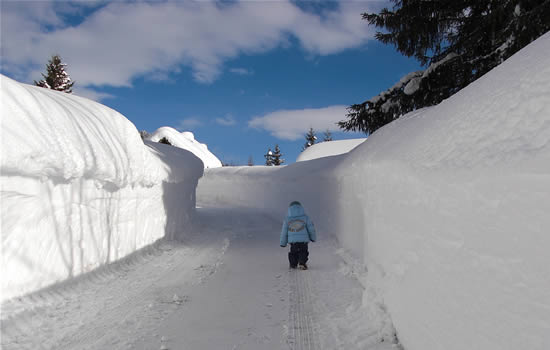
[280,201,316,270]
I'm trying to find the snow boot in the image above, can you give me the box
[298,263,308,270]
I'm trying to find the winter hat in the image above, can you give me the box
[289,201,301,207]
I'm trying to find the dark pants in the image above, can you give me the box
[288,242,309,267]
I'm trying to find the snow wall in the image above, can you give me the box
[198,33,550,350]
[1,76,204,302]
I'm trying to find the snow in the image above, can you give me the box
[404,53,458,95]
[198,32,550,350]
[423,52,458,78]
[296,138,366,162]
[403,76,421,95]
[377,70,424,97]
[1,27,549,350]
[348,33,550,350]
[1,75,203,302]
[514,4,521,16]
[149,126,222,169]
[368,70,424,105]
[1,208,384,350]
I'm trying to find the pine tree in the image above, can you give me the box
[272,144,285,166]
[248,155,254,166]
[158,137,171,145]
[303,128,317,150]
[339,0,550,135]
[34,55,75,93]
[264,148,274,166]
[323,129,333,142]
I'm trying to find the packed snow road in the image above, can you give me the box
[1,207,383,350]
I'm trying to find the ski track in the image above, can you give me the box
[1,207,376,350]
[288,268,320,350]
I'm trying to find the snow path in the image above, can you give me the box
[288,269,320,350]
[1,207,382,350]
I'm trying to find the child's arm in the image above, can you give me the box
[280,218,289,247]
[306,217,317,242]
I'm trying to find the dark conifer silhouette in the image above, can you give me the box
[340,0,550,134]
[303,128,317,150]
[34,55,75,93]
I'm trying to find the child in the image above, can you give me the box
[280,201,316,270]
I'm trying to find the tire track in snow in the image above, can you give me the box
[287,268,319,350]
[1,230,229,350]
[1,242,176,350]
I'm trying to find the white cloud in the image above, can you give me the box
[215,115,237,126]
[178,118,203,130]
[1,1,376,88]
[73,86,114,102]
[249,105,348,140]
[229,68,253,75]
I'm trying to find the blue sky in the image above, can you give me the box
[1,0,421,165]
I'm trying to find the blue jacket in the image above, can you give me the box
[280,202,316,247]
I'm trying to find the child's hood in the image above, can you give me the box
[287,202,305,217]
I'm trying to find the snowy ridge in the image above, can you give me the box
[1,76,166,187]
[149,126,222,169]
[198,32,550,350]
[296,138,366,162]
[1,77,203,302]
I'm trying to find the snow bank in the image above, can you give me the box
[149,127,222,168]
[296,139,366,162]
[198,32,550,349]
[1,75,203,302]
[351,32,550,350]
